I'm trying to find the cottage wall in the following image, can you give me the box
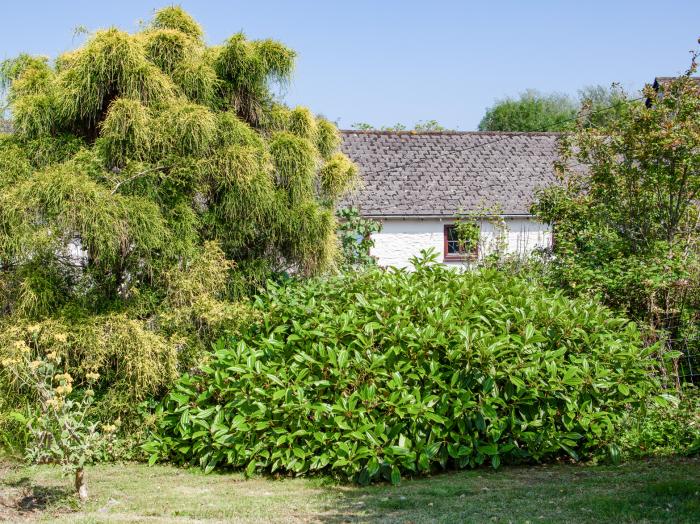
[370,217,551,269]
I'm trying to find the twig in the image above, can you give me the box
[110,165,166,195]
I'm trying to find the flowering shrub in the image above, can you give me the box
[1,343,112,501]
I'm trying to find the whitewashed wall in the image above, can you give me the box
[370,217,551,269]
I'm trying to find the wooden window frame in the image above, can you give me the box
[443,224,478,262]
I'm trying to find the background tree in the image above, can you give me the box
[478,89,577,131]
[351,120,449,131]
[532,67,700,386]
[577,84,629,128]
[0,7,357,439]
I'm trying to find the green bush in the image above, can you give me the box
[146,251,660,483]
[615,386,700,459]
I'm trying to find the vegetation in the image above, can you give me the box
[0,7,356,454]
[0,349,111,501]
[351,120,448,131]
[146,251,659,483]
[532,67,700,386]
[1,7,697,514]
[336,207,382,269]
[1,457,698,522]
[478,89,578,132]
[478,85,627,132]
[614,386,700,459]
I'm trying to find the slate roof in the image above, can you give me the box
[653,76,700,89]
[339,131,561,217]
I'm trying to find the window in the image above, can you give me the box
[444,224,478,261]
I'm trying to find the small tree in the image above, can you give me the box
[1,344,108,501]
[532,61,700,385]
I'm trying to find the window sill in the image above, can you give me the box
[443,255,477,263]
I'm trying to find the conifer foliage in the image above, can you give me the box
[0,7,356,429]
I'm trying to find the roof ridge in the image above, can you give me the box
[339,130,562,136]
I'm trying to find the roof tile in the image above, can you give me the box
[339,131,560,216]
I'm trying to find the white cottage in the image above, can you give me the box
[339,130,559,268]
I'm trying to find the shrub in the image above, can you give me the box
[614,386,700,459]
[1,347,111,501]
[146,251,660,483]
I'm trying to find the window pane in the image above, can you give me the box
[446,225,478,256]
[446,226,460,254]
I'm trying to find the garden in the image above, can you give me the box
[0,6,699,523]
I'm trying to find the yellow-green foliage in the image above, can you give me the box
[319,153,358,199]
[216,111,264,148]
[12,94,56,137]
[99,97,152,166]
[288,107,317,141]
[316,118,341,160]
[56,28,174,127]
[143,28,193,74]
[160,242,260,348]
[269,131,316,204]
[151,5,204,41]
[157,101,217,156]
[0,316,178,419]
[264,103,291,131]
[0,7,356,438]
[0,54,50,93]
[6,58,53,99]
[0,140,32,189]
[172,59,218,106]
[0,163,166,271]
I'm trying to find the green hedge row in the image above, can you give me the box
[146,253,660,483]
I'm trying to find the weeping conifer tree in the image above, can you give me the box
[0,7,357,426]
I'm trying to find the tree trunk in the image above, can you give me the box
[75,467,88,502]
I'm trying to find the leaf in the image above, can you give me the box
[477,443,499,456]
[245,460,257,478]
[8,411,28,424]
[390,466,401,486]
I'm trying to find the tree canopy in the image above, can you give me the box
[477,85,629,132]
[0,7,357,423]
[351,120,449,131]
[531,70,700,383]
[478,89,577,132]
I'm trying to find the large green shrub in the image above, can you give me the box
[146,251,660,483]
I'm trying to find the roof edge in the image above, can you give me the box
[359,213,536,219]
[340,130,562,136]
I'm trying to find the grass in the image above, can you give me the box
[0,457,698,523]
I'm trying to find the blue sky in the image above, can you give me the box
[1,1,698,130]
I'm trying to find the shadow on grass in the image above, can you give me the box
[578,479,700,522]
[0,475,76,520]
[312,459,700,524]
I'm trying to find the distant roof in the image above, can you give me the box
[0,119,11,134]
[653,76,700,89]
[339,131,560,217]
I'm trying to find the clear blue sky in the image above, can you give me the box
[1,1,699,130]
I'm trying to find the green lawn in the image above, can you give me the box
[1,457,698,523]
